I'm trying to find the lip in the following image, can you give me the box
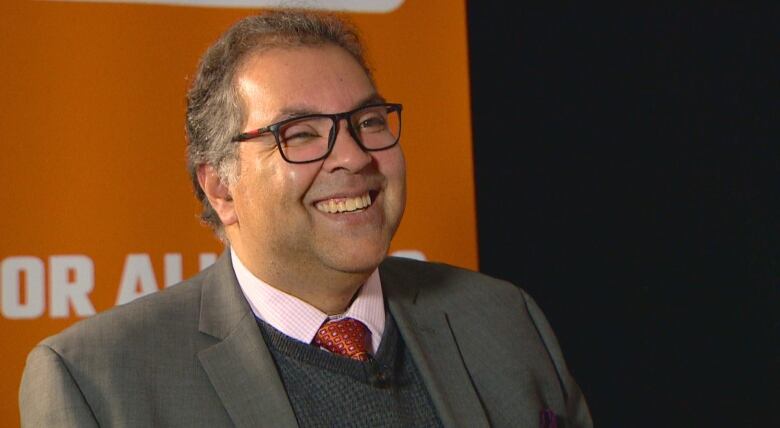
[311,189,377,205]
[310,189,382,222]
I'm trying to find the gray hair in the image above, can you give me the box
[185,10,371,240]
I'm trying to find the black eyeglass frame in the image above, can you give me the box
[231,103,403,164]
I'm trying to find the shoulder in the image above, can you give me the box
[39,266,212,361]
[380,257,554,345]
[20,262,238,426]
[380,256,532,309]
[380,256,513,286]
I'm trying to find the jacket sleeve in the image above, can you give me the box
[521,290,594,428]
[19,344,100,428]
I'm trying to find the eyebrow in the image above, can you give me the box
[270,93,387,123]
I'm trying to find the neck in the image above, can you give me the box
[230,246,372,315]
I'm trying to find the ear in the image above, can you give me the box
[197,164,238,226]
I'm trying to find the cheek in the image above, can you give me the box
[232,153,276,218]
[375,149,407,219]
[238,149,317,201]
[283,163,322,201]
[378,148,407,186]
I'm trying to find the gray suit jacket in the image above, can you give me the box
[19,254,592,428]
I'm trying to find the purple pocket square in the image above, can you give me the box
[540,409,558,428]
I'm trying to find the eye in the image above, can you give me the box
[280,123,323,146]
[355,110,388,133]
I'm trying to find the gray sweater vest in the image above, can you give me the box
[257,315,443,428]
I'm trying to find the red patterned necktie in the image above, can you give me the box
[313,318,371,361]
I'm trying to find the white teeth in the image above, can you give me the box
[316,192,373,214]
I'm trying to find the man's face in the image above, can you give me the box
[226,44,406,285]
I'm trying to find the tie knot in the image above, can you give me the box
[313,318,371,361]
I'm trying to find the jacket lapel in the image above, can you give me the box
[381,260,490,428]
[197,252,298,428]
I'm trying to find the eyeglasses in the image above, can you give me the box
[232,103,403,164]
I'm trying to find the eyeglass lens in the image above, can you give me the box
[278,105,400,162]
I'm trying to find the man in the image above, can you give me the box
[20,10,591,428]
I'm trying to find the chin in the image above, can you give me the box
[323,245,388,275]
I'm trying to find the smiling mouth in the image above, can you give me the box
[315,191,375,214]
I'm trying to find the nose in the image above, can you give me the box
[321,119,373,172]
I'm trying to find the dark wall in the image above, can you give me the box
[467,4,778,427]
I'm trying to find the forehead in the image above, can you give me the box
[235,44,376,124]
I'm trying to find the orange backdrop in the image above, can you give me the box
[0,0,476,423]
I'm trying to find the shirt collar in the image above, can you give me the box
[230,247,385,353]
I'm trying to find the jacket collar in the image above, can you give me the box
[381,257,490,428]
[197,251,298,428]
